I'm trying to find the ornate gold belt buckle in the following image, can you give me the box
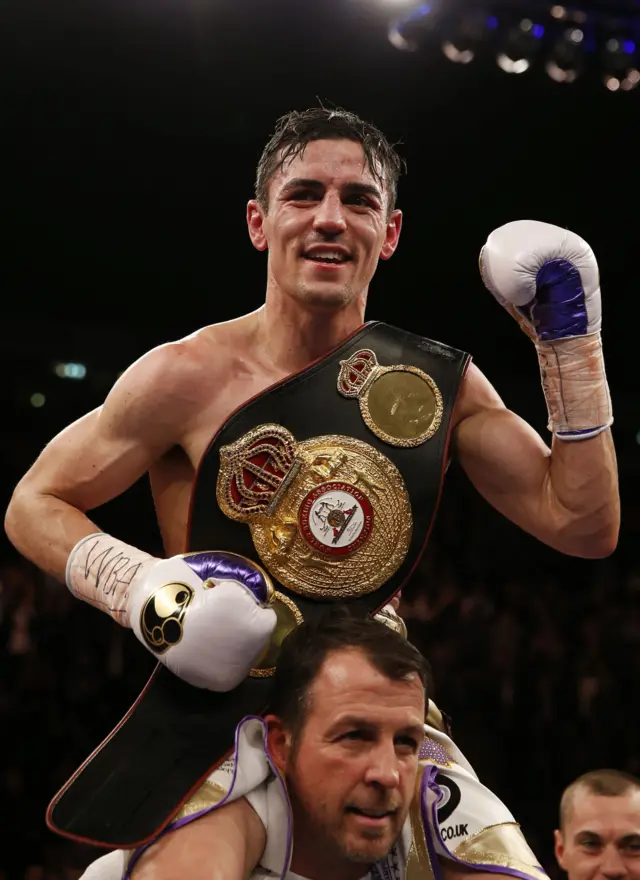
[216,424,413,602]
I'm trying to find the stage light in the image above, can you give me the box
[496,18,544,74]
[443,41,474,63]
[54,362,87,380]
[388,2,434,51]
[30,393,46,408]
[602,34,639,89]
[441,11,494,65]
[497,54,531,73]
[545,26,585,83]
[386,1,640,92]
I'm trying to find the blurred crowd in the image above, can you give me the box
[1,465,638,879]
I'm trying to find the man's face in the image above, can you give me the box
[272,648,424,876]
[555,790,640,880]
[247,139,402,309]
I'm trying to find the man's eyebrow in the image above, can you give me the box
[342,181,384,201]
[279,178,383,202]
[279,178,324,194]
[398,723,426,742]
[619,834,640,845]
[575,831,602,842]
[327,716,423,738]
[328,715,375,733]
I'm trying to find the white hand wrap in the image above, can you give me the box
[66,532,154,627]
[66,534,277,691]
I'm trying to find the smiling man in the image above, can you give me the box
[5,107,618,879]
[555,770,640,880]
[6,108,618,640]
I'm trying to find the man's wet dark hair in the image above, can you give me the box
[255,107,405,214]
[268,609,430,738]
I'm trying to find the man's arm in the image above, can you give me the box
[132,799,266,880]
[454,362,619,559]
[452,219,620,560]
[4,341,198,580]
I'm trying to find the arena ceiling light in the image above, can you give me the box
[388,2,437,52]
[601,34,640,91]
[545,26,586,83]
[496,17,546,73]
[441,10,497,65]
[386,0,640,91]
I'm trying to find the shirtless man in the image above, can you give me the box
[4,106,619,875]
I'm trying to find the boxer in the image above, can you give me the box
[5,107,619,876]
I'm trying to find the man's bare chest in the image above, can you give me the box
[182,366,290,469]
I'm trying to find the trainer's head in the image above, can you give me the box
[265,611,428,880]
[555,770,640,880]
[247,107,404,311]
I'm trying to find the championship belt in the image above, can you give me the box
[47,321,469,849]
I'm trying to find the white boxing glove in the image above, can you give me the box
[480,220,613,440]
[66,533,277,691]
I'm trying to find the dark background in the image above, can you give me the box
[1,0,639,877]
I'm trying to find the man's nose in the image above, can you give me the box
[363,744,401,789]
[599,845,627,879]
[312,193,347,235]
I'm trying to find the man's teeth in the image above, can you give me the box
[306,252,347,263]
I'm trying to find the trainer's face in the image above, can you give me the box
[247,139,402,309]
[555,791,640,880]
[267,648,424,878]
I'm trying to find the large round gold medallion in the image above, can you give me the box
[249,435,412,599]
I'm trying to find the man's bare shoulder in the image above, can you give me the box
[120,312,258,404]
[453,361,506,425]
[193,311,261,353]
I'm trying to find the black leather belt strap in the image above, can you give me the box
[47,321,469,849]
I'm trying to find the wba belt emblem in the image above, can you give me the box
[216,424,413,600]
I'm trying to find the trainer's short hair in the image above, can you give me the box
[268,609,430,739]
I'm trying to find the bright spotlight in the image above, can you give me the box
[602,33,639,87]
[443,41,474,63]
[497,54,531,74]
[545,27,586,83]
[388,2,435,52]
[496,21,543,74]
[54,361,87,380]
[621,74,640,90]
[440,11,494,65]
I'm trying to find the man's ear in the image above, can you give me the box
[554,829,567,871]
[264,714,293,774]
[247,200,268,252]
[379,209,403,261]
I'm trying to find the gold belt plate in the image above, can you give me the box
[216,425,413,600]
